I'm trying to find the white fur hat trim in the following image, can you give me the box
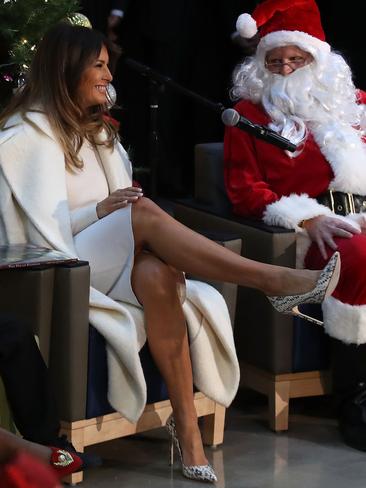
[236,13,258,38]
[257,30,330,61]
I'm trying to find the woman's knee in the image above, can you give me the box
[131,197,161,226]
[132,253,185,304]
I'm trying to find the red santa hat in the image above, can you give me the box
[236,0,330,59]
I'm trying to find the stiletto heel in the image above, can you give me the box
[267,251,341,325]
[166,415,217,483]
[169,437,174,466]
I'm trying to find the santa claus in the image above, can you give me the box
[224,0,366,450]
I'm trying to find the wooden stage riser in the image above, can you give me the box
[61,393,225,485]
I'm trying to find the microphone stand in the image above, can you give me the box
[148,80,160,200]
[123,57,296,197]
[123,57,225,199]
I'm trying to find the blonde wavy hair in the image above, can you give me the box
[0,23,120,169]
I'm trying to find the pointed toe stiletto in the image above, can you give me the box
[166,415,217,483]
[267,251,341,326]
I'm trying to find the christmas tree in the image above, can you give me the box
[0,0,88,107]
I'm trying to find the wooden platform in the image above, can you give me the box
[240,362,332,432]
[61,392,225,484]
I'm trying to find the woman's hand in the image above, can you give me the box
[303,215,360,259]
[96,187,143,219]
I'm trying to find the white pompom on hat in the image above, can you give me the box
[236,13,258,39]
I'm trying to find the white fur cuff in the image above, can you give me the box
[263,193,333,230]
[322,297,366,345]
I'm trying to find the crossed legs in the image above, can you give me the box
[128,197,328,467]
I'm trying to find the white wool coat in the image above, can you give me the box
[0,111,240,422]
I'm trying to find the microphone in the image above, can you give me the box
[221,108,297,152]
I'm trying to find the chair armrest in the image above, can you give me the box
[173,199,296,266]
[48,262,90,422]
[0,267,55,363]
[194,143,231,214]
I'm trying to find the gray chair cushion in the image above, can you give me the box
[194,143,231,213]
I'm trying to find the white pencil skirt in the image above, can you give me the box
[73,207,140,307]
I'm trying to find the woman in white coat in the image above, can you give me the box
[0,23,339,483]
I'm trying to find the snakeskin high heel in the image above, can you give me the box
[267,251,341,326]
[166,415,217,483]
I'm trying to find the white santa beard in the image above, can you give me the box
[262,65,356,143]
[263,67,317,121]
[261,68,311,149]
[310,120,366,194]
[259,67,366,193]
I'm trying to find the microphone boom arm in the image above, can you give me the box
[124,58,225,114]
[123,57,297,196]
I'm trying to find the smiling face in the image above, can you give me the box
[265,45,313,76]
[77,45,113,110]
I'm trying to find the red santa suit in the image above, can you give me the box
[224,92,366,345]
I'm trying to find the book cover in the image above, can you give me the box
[0,244,79,269]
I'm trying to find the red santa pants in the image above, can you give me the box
[304,233,366,344]
[305,233,366,307]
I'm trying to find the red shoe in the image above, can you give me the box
[49,447,83,479]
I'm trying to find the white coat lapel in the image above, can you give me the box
[0,112,76,254]
[97,134,133,192]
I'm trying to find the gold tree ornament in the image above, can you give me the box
[67,12,92,28]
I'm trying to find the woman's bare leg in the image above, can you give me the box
[131,252,207,466]
[131,198,320,296]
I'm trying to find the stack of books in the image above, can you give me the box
[0,244,78,269]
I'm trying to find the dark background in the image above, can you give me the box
[1,1,364,197]
[80,0,364,197]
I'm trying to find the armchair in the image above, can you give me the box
[172,142,331,432]
[42,238,239,483]
[0,251,239,484]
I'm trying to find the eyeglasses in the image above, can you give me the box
[265,56,310,72]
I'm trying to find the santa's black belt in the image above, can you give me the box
[316,189,366,216]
